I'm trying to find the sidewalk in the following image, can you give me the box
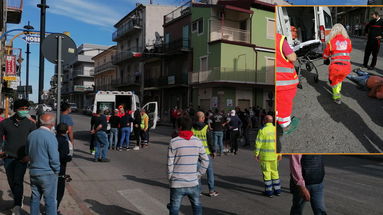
[0,163,84,215]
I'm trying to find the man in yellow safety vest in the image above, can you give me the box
[140,109,149,148]
[254,115,282,198]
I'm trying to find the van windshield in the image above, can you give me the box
[97,102,114,114]
[324,11,332,29]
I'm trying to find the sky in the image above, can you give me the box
[8,0,187,102]
[289,0,368,4]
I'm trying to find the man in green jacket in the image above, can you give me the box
[254,115,281,198]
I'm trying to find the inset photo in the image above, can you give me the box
[276,6,383,153]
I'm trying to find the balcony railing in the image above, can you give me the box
[210,23,250,44]
[7,0,23,24]
[111,77,140,87]
[145,73,189,88]
[112,18,143,41]
[164,1,192,25]
[164,39,191,53]
[94,62,116,74]
[112,47,143,64]
[191,67,273,85]
[73,85,94,92]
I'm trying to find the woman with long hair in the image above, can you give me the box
[323,23,352,104]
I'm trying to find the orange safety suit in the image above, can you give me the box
[276,33,299,128]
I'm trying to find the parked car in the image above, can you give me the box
[36,104,52,112]
[69,103,78,112]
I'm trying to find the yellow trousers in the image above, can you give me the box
[260,160,279,181]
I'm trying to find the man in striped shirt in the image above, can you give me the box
[168,116,209,215]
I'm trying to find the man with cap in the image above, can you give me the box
[227,110,242,155]
[0,99,36,214]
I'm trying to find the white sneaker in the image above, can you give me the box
[12,206,22,215]
[133,146,140,151]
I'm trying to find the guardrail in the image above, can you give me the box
[164,1,192,25]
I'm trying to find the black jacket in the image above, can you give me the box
[365,18,383,40]
[56,135,72,176]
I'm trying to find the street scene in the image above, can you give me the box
[0,0,383,215]
[276,6,383,153]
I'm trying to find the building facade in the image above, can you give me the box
[93,46,117,91]
[190,0,275,112]
[62,44,109,110]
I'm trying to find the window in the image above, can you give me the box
[200,56,208,72]
[324,11,332,29]
[165,33,170,44]
[192,18,204,35]
[266,18,275,40]
[265,57,275,84]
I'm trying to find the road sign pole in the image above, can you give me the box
[38,0,49,104]
[26,42,30,100]
[56,35,62,125]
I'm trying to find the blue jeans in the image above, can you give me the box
[169,186,202,215]
[3,158,27,206]
[95,131,109,159]
[30,174,58,215]
[109,128,118,148]
[119,127,131,148]
[290,182,327,215]
[213,131,224,154]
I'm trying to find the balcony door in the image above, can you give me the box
[182,25,189,48]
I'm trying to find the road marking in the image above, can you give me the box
[118,189,178,215]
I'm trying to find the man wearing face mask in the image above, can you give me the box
[0,99,36,214]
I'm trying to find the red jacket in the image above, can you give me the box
[276,33,299,91]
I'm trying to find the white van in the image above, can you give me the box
[93,91,159,129]
[277,6,333,46]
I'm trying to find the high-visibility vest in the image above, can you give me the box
[276,33,299,91]
[192,125,211,155]
[254,123,277,161]
[140,113,149,129]
[323,34,352,64]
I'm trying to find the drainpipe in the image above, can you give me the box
[253,46,258,106]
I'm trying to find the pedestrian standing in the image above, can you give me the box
[323,23,352,104]
[290,155,326,215]
[140,109,149,148]
[242,109,251,147]
[170,107,177,128]
[254,115,281,198]
[133,109,141,151]
[0,99,36,215]
[363,11,383,70]
[60,102,75,146]
[168,116,209,215]
[210,109,226,156]
[119,110,134,151]
[26,113,60,215]
[90,113,97,155]
[91,109,110,162]
[109,109,120,150]
[192,112,219,197]
[227,110,242,155]
[55,123,73,214]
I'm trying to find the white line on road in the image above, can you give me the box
[118,189,180,215]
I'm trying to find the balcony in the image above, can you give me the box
[112,48,143,64]
[94,62,116,75]
[191,67,273,85]
[164,39,191,54]
[145,73,189,88]
[7,0,23,24]
[73,70,95,78]
[73,85,94,92]
[111,77,140,88]
[112,18,143,41]
[164,1,192,25]
[210,20,250,44]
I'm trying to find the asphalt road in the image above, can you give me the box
[280,37,383,153]
[65,113,383,215]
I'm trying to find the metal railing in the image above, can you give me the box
[112,18,143,41]
[210,22,250,44]
[111,77,139,86]
[164,39,191,53]
[112,47,143,64]
[94,62,116,74]
[191,67,273,85]
[164,1,192,25]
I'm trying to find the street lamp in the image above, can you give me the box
[23,21,34,100]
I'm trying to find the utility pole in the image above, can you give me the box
[24,21,34,100]
[37,0,49,104]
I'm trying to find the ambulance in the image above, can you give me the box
[277,6,333,47]
[93,91,158,129]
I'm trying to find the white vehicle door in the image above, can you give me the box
[276,6,293,45]
[142,102,158,129]
[317,7,333,42]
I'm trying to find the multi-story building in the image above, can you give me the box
[111,3,177,100]
[336,7,383,33]
[62,44,109,110]
[93,46,117,91]
[190,0,276,111]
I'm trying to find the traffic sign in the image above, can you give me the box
[41,33,77,66]
[22,35,40,43]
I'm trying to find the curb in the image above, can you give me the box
[66,184,94,215]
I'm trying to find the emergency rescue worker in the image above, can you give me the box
[323,23,352,104]
[192,111,219,197]
[363,11,383,70]
[254,115,281,198]
[140,109,149,148]
[276,33,300,134]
